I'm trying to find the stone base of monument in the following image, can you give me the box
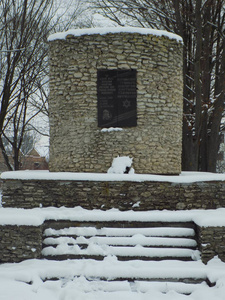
[1,171,225,265]
[1,171,225,210]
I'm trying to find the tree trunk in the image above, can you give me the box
[207,36,225,172]
[0,138,13,170]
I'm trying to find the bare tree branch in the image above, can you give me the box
[0,0,92,170]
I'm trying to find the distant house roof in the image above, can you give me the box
[20,148,48,170]
[0,147,48,172]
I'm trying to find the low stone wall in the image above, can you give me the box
[197,226,225,264]
[0,225,42,263]
[2,179,225,210]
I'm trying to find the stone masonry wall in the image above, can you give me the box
[0,225,42,263]
[1,177,225,264]
[197,226,225,264]
[48,31,183,174]
[2,179,225,210]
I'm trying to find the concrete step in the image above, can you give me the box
[38,259,208,286]
[43,226,196,238]
[42,241,200,260]
[43,235,197,248]
[43,220,197,230]
[49,279,206,295]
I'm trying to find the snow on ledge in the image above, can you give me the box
[48,27,183,43]
[0,207,225,227]
[1,170,225,183]
[101,127,123,132]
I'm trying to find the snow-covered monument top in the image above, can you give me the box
[48,27,183,174]
[48,27,183,42]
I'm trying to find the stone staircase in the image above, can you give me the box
[40,219,209,293]
[42,220,199,261]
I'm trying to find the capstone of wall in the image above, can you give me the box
[48,29,183,174]
[2,179,225,210]
[0,225,42,263]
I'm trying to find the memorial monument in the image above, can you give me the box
[48,27,183,174]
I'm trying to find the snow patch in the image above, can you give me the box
[132,201,140,208]
[107,156,134,174]
[101,127,123,133]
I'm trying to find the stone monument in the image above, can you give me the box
[48,27,183,174]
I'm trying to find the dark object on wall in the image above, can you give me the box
[97,69,137,127]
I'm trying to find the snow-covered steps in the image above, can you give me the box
[40,220,209,288]
[58,279,207,295]
[0,258,216,298]
[38,258,208,287]
[42,221,199,262]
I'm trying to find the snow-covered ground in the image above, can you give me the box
[1,257,225,300]
[1,207,225,299]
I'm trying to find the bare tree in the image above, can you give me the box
[93,0,225,172]
[0,0,48,169]
[0,0,91,170]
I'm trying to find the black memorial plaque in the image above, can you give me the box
[97,70,117,127]
[97,69,137,127]
[117,70,137,127]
